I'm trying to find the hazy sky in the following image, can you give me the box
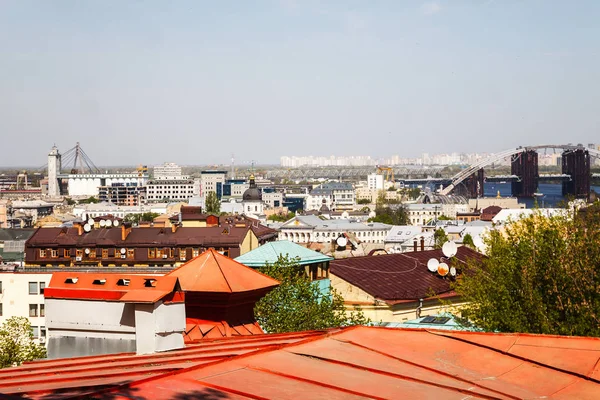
[1,0,599,167]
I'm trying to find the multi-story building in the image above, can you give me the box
[153,162,185,180]
[0,269,52,343]
[146,179,200,203]
[305,182,355,211]
[277,215,391,245]
[367,174,384,190]
[72,202,173,220]
[200,171,227,198]
[98,183,146,205]
[222,179,250,199]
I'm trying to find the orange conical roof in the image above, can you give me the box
[166,249,279,293]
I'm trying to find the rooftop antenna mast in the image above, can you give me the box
[231,153,235,179]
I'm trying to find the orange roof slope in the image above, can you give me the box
[4,327,600,399]
[45,272,183,304]
[166,248,279,293]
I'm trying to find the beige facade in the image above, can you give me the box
[0,272,52,342]
[468,197,524,211]
[330,273,466,323]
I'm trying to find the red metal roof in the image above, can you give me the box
[45,272,184,304]
[166,248,279,293]
[3,326,600,399]
[184,318,264,343]
[330,246,483,304]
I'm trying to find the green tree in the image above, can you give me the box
[462,233,475,249]
[368,205,409,225]
[64,197,76,205]
[0,317,47,368]
[78,196,99,204]
[205,191,221,214]
[123,212,160,225]
[433,228,448,249]
[454,210,600,336]
[357,198,371,205]
[267,211,296,222]
[255,256,370,333]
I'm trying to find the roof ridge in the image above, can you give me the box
[211,249,233,293]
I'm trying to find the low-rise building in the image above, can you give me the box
[305,182,355,211]
[277,215,391,245]
[330,246,483,323]
[146,179,200,203]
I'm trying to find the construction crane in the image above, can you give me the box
[136,165,148,177]
[376,166,395,183]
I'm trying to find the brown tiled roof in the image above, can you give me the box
[26,226,255,248]
[481,205,503,221]
[330,247,483,304]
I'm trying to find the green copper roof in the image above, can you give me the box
[235,241,332,267]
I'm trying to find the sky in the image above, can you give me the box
[1,0,599,167]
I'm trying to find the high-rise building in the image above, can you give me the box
[47,146,61,197]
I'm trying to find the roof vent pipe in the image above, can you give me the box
[420,236,425,252]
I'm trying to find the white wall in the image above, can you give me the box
[0,272,52,341]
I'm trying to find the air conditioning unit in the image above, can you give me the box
[39,337,46,344]
[75,256,82,262]
[121,255,126,259]
[162,254,168,259]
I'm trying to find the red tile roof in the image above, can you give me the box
[4,326,600,399]
[166,248,279,293]
[330,246,483,304]
[45,272,183,303]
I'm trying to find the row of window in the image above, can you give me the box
[39,249,135,259]
[29,281,46,295]
[29,304,45,317]
[148,190,195,194]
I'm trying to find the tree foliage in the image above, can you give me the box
[267,211,295,222]
[0,317,47,368]
[368,205,409,225]
[357,198,371,205]
[78,196,99,204]
[123,212,160,224]
[254,256,370,333]
[205,192,221,214]
[433,228,448,249]
[454,210,600,336]
[462,233,475,249]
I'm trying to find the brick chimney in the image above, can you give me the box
[413,238,417,252]
[420,236,425,251]
[121,223,132,241]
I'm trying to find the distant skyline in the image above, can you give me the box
[1,1,599,167]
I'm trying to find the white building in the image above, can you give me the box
[242,176,265,218]
[305,182,355,211]
[63,174,148,197]
[367,174,384,190]
[277,215,392,244]
[73,202,172,219]
[47,146,61,198]
[200,171,227,197]
[0,270,52,343]
[262,192,284,208]
[153,162,186,180]
[146,179,200,202]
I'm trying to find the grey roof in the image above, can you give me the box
[384,226,422,243]
[283,215,391,232]
[310,182,353,195]
[0,229,36,242]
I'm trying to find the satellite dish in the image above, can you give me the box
[99,219,106,227]
[438,263,449,276]
[105,219,113,227]
[120,248,126,254]
[449,267,457,277]
[336,236,348,247]
[442,241,457,258]
[83,223,91,232]
[88,218,95,227]
[427,258,439,272]
[113,219,120,227]
[84,248,90,255]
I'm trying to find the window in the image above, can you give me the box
[50,249,58,258]
[0,281,2,294]
[40,326,46,337]
[29,304,38,317]
[76,249,83,258]
[64,249,71,257]
[39,249,47,258]
[40,304,45,317]
[0,303,2,316]
[148,248,156,258]
[192,248,199,257]
[102,249,109,259]
[127,249,135,258]
[89,249,97,258]
[29,282,38,295]
[39,282,45,294]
